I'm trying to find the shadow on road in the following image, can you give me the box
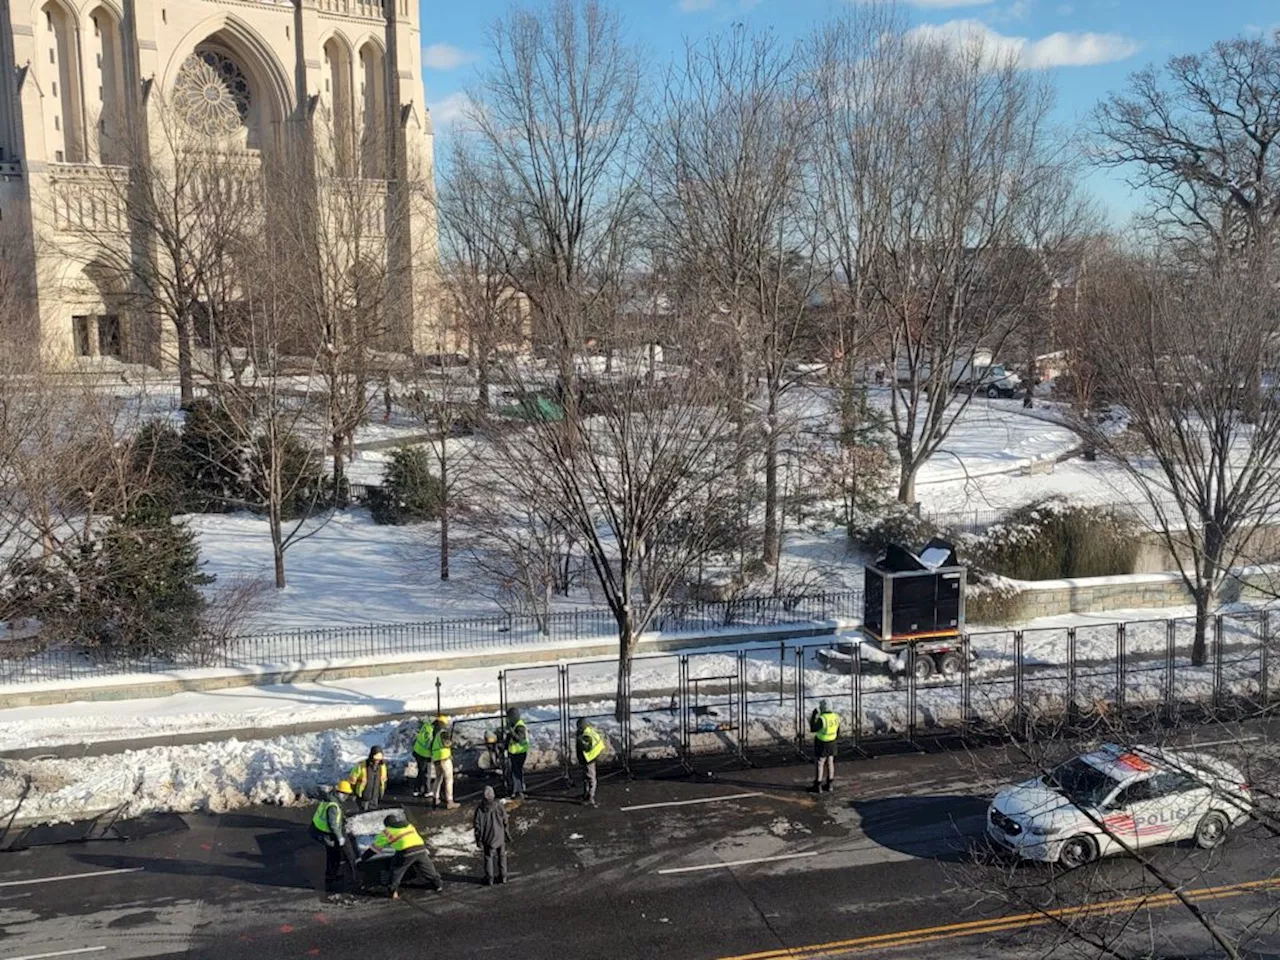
[851,794,988,864]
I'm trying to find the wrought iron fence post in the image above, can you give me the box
[559,665,571,785]
[1164,619,1176,723]
[1066,627,1078,724]
[906,645,917,744]
[794,647,806,758]
[779,641,786,705]
[1213,614,1225,710]
[1263,610,1272,708]
[737,650,748,762]
[1116,623,1126,717]
[852,642,862,752]
[1013,631,1025,740]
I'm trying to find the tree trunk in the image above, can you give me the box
[176,311,197,407]
[269,501,286,589]
[896,461,917,507]
[332,432,348,508]
[1192,597,1209,668]
[762,397,779,567]
[439,446,449,581]
[614,618,634,724]
[477,349,490,410]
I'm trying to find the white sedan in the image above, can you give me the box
[987,743,1252,869]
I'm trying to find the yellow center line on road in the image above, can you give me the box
[716,876,1280,960]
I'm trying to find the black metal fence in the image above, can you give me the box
[0,590,863,686]
[487,610,1277,780]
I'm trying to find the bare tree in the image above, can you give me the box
[464,0,643,366]
[649,27,824,568]
[1073,256,1280,665]
[480,328,746,716]
[823,29,1078,505]
[1095,32,1280,270]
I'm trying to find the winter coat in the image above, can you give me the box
[473,797,509,849]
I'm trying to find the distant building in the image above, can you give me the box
[0,0,438,369]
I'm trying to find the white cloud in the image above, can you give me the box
[907,19,1139,69]
[422,43,477,71]
[427,91,472,128]
[677,0,716,11]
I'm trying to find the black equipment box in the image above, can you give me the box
[863,538,966,645]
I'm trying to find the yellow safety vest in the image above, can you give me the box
[430,729,452,762]
[373,823,426,853]
[413,722,433,756]
[312,800,341,834]
[581,726,605,763]
[349,761,388,793]
[508,719,529,756]
[815,712,840,743]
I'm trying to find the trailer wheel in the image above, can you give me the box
[936,652,965,678]
[912,654,935,682]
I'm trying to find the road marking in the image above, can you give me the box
[0,868,143,889]
[622,792,765,812]
[715,876,1280,959]
[8,948,107,960]
[657,852,818,875]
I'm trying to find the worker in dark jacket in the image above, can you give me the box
[575,717,606,807]
[359,813,443,899]
[809,700,840,793]
[309,780,358,889]
[348,745,387,812]
[504,706,529,799]
[473,785,510,885]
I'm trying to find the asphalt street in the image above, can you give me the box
[2,737,1279,960]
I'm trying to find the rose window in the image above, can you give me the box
[174,50,252,137]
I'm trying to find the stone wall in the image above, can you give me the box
[988,567,1279,624]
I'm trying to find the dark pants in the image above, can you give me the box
[389,848,442,893]
[482,843,508,882]
[509,752,527,797]
[414,751,431,793]
[310,825,358,885]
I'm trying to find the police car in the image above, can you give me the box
[987,744,1252,869]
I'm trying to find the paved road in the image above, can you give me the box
[2,739,1278,960]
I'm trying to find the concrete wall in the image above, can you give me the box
[985,567,1279,624]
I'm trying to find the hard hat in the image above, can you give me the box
[335,780,354,795]
[436,715,450,725]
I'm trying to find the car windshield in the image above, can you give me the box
[1042,758,1118,808]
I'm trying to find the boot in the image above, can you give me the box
[807,782,821,794]
[823,780,834,793]
[485,877,495,887]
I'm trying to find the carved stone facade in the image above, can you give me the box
[0,0,438,369]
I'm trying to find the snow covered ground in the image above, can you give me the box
[2,604,1269,826]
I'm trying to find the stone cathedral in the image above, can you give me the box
[0,0,438,368]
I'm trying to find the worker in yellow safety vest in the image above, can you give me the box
[427,716,458,810]
[809,700,841,793]
[310,780,358,889]
[505,707,529,800]
[348,745,388,812]
[575,717,606,808]
[358,813,443,899]
[412,718,435,799]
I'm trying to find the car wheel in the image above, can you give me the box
[986,384,1000,399]
[912,654,935,683]
[1195,811,1229,849]
[1057,835,1097,870]
[937,652,965,678]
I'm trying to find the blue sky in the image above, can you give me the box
[416,0,1280,221]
